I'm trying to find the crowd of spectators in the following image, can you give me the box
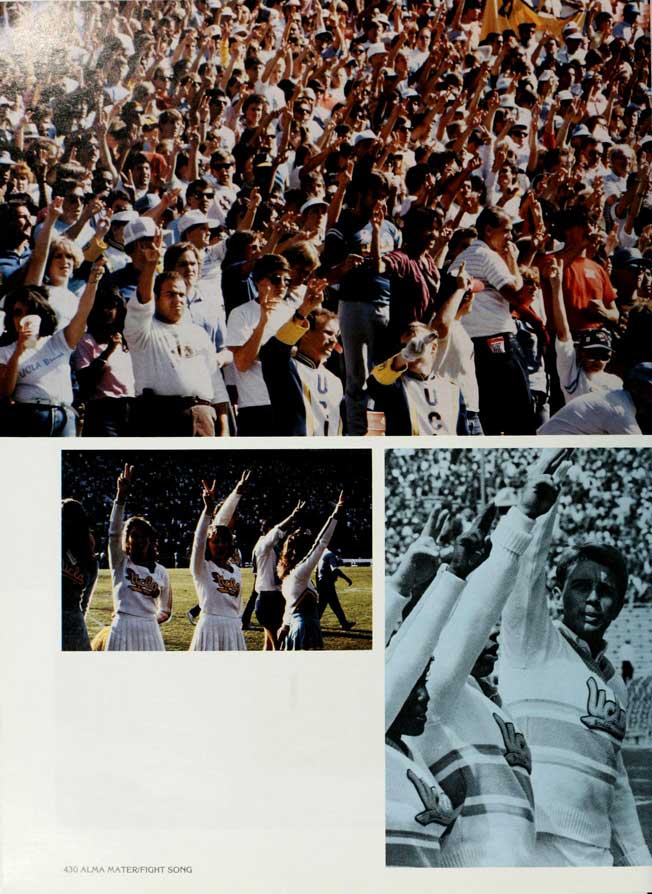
[61,449,372,565]
[0,0,650,436]
[386,447,652,601]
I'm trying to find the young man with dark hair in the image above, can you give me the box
[499,462,651,866]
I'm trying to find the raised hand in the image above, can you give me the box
[448,501,497,580]
[335,490,345,511]
[88,258,106,286]
[46,196,64,224]
[400,330,438,363]
[235,469,251,495]
[391,505,451,599]
[519,448,574,519]
[201,478,217,512]
[455,260,472,295]
[116,464,134,501]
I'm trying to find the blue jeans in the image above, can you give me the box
[338,300,389,435]
[2,402,77,436]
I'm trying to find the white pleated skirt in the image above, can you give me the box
[106,614,165,651]
[189,614,246,651]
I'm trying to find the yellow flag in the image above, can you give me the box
[480,0,585,41]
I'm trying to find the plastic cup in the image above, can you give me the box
[20,314,41,347]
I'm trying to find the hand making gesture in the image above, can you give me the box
[116,464,134,502]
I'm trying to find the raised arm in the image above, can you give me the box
[109,464,133,571]
[386,503,497,731]
[499,448,574,667]
[275,500,305,536]
[544,255,571,342]
[190,479,217,578]
[135,229,164,305]
[24,198,63,286]
[214,469,250,526]
[386,506,452,642]
[63,259,105,349]
[427,450,572,720]
[294,491,345,583]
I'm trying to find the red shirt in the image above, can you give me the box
[563,257,616,332]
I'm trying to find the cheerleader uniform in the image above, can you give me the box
[281,510,341,650]
[386,738,459,867]
[61,547,98,651]
[189,486,245,651]
[106,500,171,651]
[409,507,537,866]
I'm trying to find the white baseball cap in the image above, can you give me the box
[111,210,139,225]
[367,43,388,59]
[353,129,378,145]
[178,210,210,237]
[300,198,329,214]
[123,216,157,246]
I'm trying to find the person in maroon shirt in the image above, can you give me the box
[373,206,441,352]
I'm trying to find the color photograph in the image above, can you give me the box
[62,448,372,651]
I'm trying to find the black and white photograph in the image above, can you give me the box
[62,448,372,652]
[386,446,652,867]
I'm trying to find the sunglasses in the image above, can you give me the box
[212,163,233,170]
[268,274,291,286]
[195,191,215,198]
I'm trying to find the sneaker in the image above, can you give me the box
[187,610,197,626]
[342,621,356,631]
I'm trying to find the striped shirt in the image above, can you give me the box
[451,239,517,338]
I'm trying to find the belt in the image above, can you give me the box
[137,394,213,409]
[13,399,73,411]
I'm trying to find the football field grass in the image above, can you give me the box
[85,565,373,651]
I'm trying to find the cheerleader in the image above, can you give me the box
[189,471,250,651]
[106,464,172,651]
[276,491,345,651]
[61,498,99,651]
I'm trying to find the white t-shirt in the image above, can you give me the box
[436,323,479,412]
[124,298,226,402]
[538,389,641,434]
[0,329,73,403]
[47,284,79,330]
[226,298,299,409]
[452,240,517,338]
[555,336,623,404]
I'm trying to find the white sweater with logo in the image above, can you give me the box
[498,504,651,864]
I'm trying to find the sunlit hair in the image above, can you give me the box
[47,236,83,273]
[123,516,157,565]
[277,529,314,580]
